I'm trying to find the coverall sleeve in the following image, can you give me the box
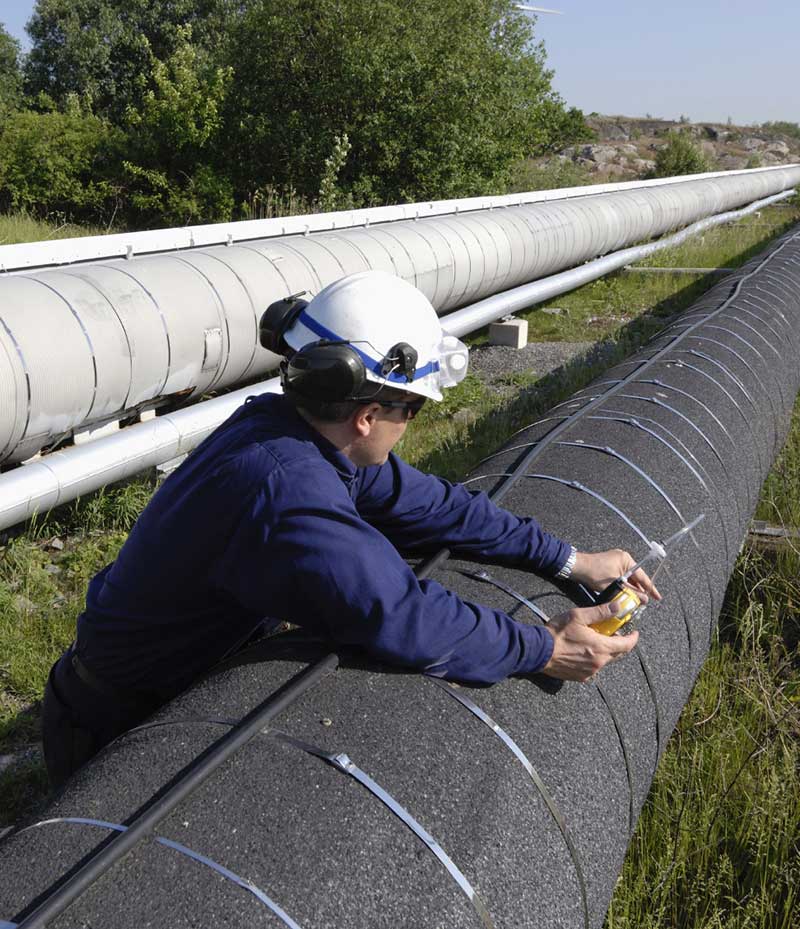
[356,453,571,576]
[224,465,554,684]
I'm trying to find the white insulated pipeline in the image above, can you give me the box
[0,185,795,533]
[6,168,800,468]
[0,166,791,275]
[1,166,800,467]
[442,188,798,337]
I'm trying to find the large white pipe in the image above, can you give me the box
[1,166,793,275]
[442,188,798,337]
[1,186,794,532]
[2,166,800,467]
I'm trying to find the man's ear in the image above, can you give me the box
[352,404,379,437]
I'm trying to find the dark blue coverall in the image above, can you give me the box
[43,393,571,785]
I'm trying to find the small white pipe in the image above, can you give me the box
[0,187,795,531]
[440,189,796,338]
[0,379,282,529]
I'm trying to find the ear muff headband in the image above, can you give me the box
[296,309,437,383]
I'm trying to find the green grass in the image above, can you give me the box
[1,203,799,929]
[0,210,110,246]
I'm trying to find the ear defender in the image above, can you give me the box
[281,341,367,400]
[259,293,309,354]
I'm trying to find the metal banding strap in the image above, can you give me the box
[660,358,765,475]
[683,334,780,439]
[69,270,137,410]
[272,731,495,929]
[0,315,32,462]
[465,404,734,568]
[615,391,742,530]
[639,379,737,452]
[578,584,664,768]
[594,680,636,834]
[618,393,725,471]
[22,277,100,422]
[429,679,590,929]
[520,473,696,666]
[723,312,783,360]
[171,256,233,391]
[635,379,747,514]
[554,440,715,617]
[296,309,440,384]
[595,409,733,566]
[702,323,785,406]
[456,471,667,751]
[457,568,550,623]
[104,265,173,396]
[555,440,684,521]
[674,347,757,411]
[15,817,302,929]
[714,313,790,409]
[735,300,787,350]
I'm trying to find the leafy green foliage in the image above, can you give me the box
[8,0,588,225]
[0,24,22,117]
[121,27,234,226]
[24,0,233,120]
[0,97,123,220]
[652,130,711,178]
[222,0,588,204]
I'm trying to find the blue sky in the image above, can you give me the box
[2,0,798,125]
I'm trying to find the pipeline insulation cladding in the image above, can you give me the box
[1,166,800,465]
[3,226,800,927]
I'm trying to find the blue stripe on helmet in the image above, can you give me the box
[297,309,439,382]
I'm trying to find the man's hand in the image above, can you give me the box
[571,549,662,602]
[542,601,639,682]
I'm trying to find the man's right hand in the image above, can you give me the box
[542,601,639,682]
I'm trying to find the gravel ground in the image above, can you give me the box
[467,339,618,396]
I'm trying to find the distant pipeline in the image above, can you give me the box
[3,225,800,928]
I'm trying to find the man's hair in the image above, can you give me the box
[285,384,411,423]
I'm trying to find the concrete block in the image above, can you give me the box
[489,316,528,348]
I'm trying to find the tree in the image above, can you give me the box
[652,131,710,178]
[24,0,232,120]
[0,24,22,117]
[222,0,589,204]
[121,27,234,226]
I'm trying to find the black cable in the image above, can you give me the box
[15,653,339,929]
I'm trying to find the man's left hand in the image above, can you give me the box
[571,549,662,602]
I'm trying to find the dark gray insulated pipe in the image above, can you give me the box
[3,226,800,929]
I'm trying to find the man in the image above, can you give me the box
[43,270,658,788]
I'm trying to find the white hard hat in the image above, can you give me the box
[283,270,469,401]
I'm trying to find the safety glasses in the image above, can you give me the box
[377,398,427,420]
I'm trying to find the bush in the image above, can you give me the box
[761,120,800,141]
[652,130,710,178]
[0,99,123,220]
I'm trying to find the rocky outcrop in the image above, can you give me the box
[554,115,800,181]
